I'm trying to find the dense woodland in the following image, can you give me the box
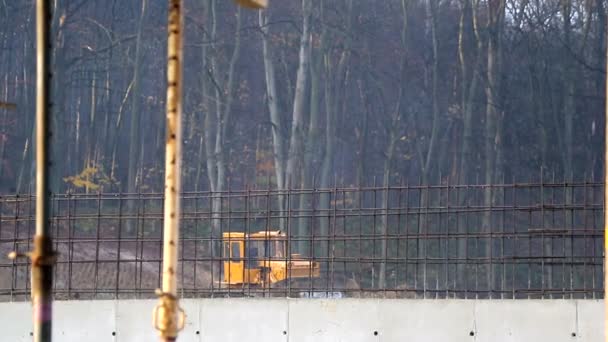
[0,0,605,194]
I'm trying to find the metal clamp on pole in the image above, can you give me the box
[153,290,185,339]
[8,236,58,323]
[9,237,58,323]
[8,236,57,267]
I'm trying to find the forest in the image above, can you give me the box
[0,0,605,194]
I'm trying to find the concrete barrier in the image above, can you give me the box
[0,299,602,341]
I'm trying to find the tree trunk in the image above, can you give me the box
[298,20,325,253]
[285,0,312,190]
[259,9,286,197]
[50,1,67,192]
[482,0,505,296]
[458,0,481,185]
[126,0,147,233]
[561,0,574,180]
[201,1,243,271]
[378,89,403,289]
[421,0,441,182]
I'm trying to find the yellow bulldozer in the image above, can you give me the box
[221,230,320,288]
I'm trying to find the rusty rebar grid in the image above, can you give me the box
[0,181,604,301]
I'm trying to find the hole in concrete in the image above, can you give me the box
[283,331,287,335]
[29,332,33,336]
[469,331,475,337]
[572,332,577,337]
[373,331,378,336]
[196,331,200,335]
[112,331,116,336]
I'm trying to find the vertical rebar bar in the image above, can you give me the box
[501,177,506,299]
[540,172,545,297]
[138,190,145,298]
[94,191,102,298]
[604,25,608,338]
[286,184,292,297]
[445,178,450,298]
[67,194,73,299]
[154,0,185,340]
[115,192,123,299]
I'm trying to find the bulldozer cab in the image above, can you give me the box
[247,232,286,259]
[222,230,287,285]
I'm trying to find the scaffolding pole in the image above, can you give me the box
[152,1,266,340]
[154,0,185,341]
[31,1,56,340]
[8,0,57,341]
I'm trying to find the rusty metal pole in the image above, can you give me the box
[153,0,185,341]
[11,0,57,341]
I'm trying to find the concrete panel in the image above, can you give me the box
[54,300,115,341]
[474,300,577,342]
[200,298,288,342]
[288,298,383,342]
[0,299,604,341]
[576,300,603,342]
[378,300,476,342]
[0,300,116,342]
[115,299,155,341]
[0,302,32,341]
[289,299,476,342]
[180,299,202,341]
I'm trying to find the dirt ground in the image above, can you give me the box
[0,236,213,302]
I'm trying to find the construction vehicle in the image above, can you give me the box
[221,230,321,289]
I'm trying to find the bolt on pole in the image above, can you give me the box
[153,0,185,341]
[8,0,57,341]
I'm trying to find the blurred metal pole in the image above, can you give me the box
[30,0,56,341]
[154,0,185,341]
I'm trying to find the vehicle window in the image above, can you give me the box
[231,242,240,259]
[223,242,229,259]
[245,245,259,268]
[275,240,285,258]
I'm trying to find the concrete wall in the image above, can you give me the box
[0,299,602,341]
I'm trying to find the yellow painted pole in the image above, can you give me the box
[153,0,185,341]
[153,1,267,340]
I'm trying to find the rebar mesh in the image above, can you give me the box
[0,181,603,301]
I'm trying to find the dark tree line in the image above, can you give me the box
[0,0,605,194]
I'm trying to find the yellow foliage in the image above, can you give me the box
[63,165,114,192]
